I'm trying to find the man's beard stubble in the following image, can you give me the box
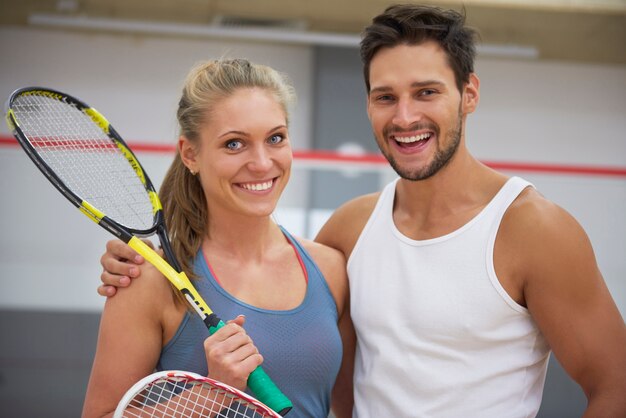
[380,108,463,182]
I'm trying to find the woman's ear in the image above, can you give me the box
[178,136,198,173]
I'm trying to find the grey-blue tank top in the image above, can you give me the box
[157,226,343,417]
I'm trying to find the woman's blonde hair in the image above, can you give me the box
[160,59,296,287]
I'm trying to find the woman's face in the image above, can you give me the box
[181,87,292,220]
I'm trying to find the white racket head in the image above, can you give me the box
[114,370,282,418]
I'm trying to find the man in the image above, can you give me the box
[99,4,626,417]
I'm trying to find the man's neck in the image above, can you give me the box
[392,153,506,240]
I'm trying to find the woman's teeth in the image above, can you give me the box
[240,180,273,191]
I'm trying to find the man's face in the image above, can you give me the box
[366,41,478,181]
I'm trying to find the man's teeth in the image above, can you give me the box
[241,180,273,191]
[394,133,431,143]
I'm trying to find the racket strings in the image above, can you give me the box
[11,94,155,231]
[122,377,273,418]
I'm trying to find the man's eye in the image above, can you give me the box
[376,95,394,102]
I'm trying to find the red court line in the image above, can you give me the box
[2,135,625,178]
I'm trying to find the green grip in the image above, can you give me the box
[206,317,226,335]
[204,316,293,415]
[248,366,293,415]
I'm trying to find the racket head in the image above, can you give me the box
[114,370,282,418]
[5,86,162,238]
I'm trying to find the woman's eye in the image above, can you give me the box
[225,140,243,150]
[268,134,285,144]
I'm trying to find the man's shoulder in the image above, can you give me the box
[500,185,590,267]
[329,192,381,232]
[338,192,381,215]
[505,186,570,230]
[315,192,381,258]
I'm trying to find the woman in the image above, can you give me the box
[83,59,353,417]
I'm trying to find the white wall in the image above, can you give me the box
[0,25,624,318]
[0,25,314,311]
[471,58,626,166]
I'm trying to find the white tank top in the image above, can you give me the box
[348,176,550,418]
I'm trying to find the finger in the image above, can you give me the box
[100,268,133,286]
[140,238,162,258]
[207,322,248,345]
[203,330,262,391]
[240,352,264,371]
[207,351,263,391]
[105,239,145,264]
[141,238,155,250]
[206,337,262,378]
[204,325,254,359]
[226,340,262,364]
[226,315,246,327]
[97,284,117,297]
[220,348,264,381]
[101,255,141,280]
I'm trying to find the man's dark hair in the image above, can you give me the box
[360,4,479,92]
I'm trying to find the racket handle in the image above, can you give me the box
[248,366,293,416]
[205,318,293,415]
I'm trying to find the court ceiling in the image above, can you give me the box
[2,0,625,64]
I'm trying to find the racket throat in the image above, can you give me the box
[181,290,223,331]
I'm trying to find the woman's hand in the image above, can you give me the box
[203,315,264,391]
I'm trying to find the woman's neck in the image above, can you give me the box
[205,213,284,262]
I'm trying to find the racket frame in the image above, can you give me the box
[114,370,282,418]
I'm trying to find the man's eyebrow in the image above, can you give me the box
[412,80,446,88]
[369,86,393,95]
[369,80,446,95]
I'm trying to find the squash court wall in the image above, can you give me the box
[0,26,624,417]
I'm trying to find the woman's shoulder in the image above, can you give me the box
[108,262,178,317]
[128,262,176,294]
[297,237,346,268]
[295,237,348,314]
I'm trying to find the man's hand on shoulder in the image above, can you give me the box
[97,239,153,297]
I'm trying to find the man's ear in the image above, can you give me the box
[462,73,480,114]
[178,136,198,172]
[366,92,373,121]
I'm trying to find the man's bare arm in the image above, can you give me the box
[315,193,379,259]
[499,192,626,416]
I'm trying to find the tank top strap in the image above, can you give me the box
[482,176,534,222]
[278,226,337,309]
